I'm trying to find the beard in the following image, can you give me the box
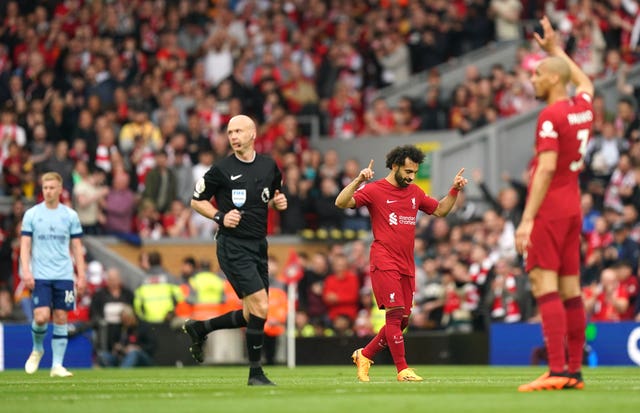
[534,87,548,101]
[395,170,411,188]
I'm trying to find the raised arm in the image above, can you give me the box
[534,16,594,97]
[432,168,468,217]
[335,159,374,209]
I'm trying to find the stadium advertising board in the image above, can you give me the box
[1,323,92,370]
[490,321,640,366]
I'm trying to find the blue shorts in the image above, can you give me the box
[32,280,75,311]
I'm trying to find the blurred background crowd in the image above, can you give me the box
[0,0,638,353]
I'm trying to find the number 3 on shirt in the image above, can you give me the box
[569,128,590,172]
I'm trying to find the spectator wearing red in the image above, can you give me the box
[2,1,20,39]
[442,271,472,332]
[135,198,163,240]
[12,28,47,75]
[54,0,82,36]
[130,139,156,193]
[0,106,26,165]
[468,243,494,287]
[363,97,396,136]
[393,97,421,134]
[584,267,629,321]
[323,253,361,323]
[486,261,522,323]
[2,141,22,196]
[278,115,308,159]
[156,31,187,68]
[326,81,363,139]
[585,216,613,263]
[281,61,319,115]
[93,123,119,174]
[69,138,90,164]
[256,105,287,156]
[161,200,193,238]
[613,261,639,320]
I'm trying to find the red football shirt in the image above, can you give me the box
[353,179,438,276]
[529,92,593,219]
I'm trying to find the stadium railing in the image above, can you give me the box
[375,40,520,107]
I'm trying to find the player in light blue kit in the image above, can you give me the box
[21,172,87,377]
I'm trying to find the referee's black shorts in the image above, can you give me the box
[216,233,269,298]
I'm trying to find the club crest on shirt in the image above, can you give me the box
[232,189,246,207]
[261,187,270,203]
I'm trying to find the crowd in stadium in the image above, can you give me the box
[0,0,639,348]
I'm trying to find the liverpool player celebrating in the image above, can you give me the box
[515,16,593,392]
[335,145,467,382]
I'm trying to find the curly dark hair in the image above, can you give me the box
[385,145,425,169]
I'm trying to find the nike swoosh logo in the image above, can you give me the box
[252,345,263,350]
[386,200,398,204]
[231,174,242,181]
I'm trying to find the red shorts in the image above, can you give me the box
[370,267,414,315]
[525,214,581,275]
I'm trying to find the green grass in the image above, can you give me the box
[1,366,639,413]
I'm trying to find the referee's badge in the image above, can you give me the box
[232,189,246,207]
[261,187,270,203]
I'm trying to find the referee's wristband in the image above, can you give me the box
[213,211,225,226]
[449,187,460,197]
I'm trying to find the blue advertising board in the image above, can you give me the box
[1,323,93,370]
[490,321,640,366]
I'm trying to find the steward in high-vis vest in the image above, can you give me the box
[133,274,184,323]
[189,264,226,320]
[175,256,197,319]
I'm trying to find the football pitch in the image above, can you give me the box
[2,366,639,413]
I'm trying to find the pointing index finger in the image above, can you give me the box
[367,159,374,169]
[455,167,465,177]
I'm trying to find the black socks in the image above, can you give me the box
[246,314,267,373]
[199,310,247,335]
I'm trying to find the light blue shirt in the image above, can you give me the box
[21,202,83,281]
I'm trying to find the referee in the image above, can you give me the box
[184,114,287,386]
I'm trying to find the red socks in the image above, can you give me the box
[362,315,410,361]
[538,293,585,373]
[384,309,408,372]
[537,292,567,373]
[564,296,586,373]
[362,326,387,360]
